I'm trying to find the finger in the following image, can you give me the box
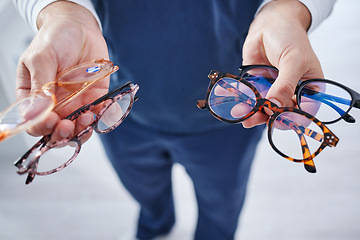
[50,119,75,143]
[25,52,58,93]
[16,61,32,100]
[26,112,60,137]
[242,112,269,128]
[266,52,310,108]
[100,102,124,127]
[266,48,324,107]
[75,112,94,134]
[70,112,94,144]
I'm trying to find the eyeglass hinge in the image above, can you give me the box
[324,133,338,147]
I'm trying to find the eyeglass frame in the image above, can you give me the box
[197,70,339,173]
[238,65,360,124]
[0,58,118,142]
[14,81,139,184]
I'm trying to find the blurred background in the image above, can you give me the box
[0,0,359,239]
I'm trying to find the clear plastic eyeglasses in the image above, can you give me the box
[0,59,118,142]
[197,70,339,173]
[237,65,360,124]
[15,81,139,184]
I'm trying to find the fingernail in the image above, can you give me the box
[79,113,94,126]
[264,107,274,116]
[269,98,282,108]
[59,127,71,139]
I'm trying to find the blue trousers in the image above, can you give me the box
[100,118,263,240]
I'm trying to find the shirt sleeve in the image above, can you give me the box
[256,0,337,32]
[12,0,102,32]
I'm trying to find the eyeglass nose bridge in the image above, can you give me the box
[256,98,283,116]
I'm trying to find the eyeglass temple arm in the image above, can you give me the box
[14,135,51,185]
[295,125,317,173]
[25,162,38,184]
[301,88,356,123]
[53,66,119,112]
[14,135,49,170]
[277,116,320,173]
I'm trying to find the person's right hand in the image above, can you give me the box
[241,0,324,128]
[16,1,109,142]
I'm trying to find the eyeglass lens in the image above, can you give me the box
[240,67,278,98]
[271,111,324,160]
[0,91,54,142]
[97,93,132,132]
[24,141,79,175]
[298,81,352,123]
[209,77,256,121]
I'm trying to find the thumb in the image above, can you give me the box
[16,53,58,100]
[265,62,301,108]
[265,58,323,108]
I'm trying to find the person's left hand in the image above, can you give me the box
[241,0,324,128]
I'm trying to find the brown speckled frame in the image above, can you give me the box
[15,82,139,184]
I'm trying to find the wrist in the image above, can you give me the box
[259,0,312,31]
[36,1,100,31]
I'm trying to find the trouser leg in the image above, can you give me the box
[172,124,264,240]
[100,117,264,240]
[99,119,176,239]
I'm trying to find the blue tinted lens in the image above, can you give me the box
[208,77,256,121]
[299,81,352,123]
[241,67,278,98]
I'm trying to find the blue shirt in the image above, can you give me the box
[92,0,262,133]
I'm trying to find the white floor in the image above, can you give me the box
[1,1,360,240]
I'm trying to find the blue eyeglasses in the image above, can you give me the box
[237,65,360,124]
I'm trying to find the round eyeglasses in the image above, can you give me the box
[15,82,138,184]
[197,70,339,173]
[0,59,118,142]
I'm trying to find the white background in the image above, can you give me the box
[0,1,359,239]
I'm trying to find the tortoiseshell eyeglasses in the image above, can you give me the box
[197,70,339,173]
[15,81,139,184]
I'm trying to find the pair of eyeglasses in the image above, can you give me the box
[197,70,339,173]
[0,59,118,142]
[15,81,139,184]
[237,65,360,124]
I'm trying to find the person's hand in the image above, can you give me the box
[241,0,324,128]
[16,1,109,142]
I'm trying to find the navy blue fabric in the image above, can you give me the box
[92,0,263,133]
[90,1,265,239]
[100,117,264,240]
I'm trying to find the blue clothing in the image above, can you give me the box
[92,0,263,133]
[100,117,263,239]
[91,1,265,239]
